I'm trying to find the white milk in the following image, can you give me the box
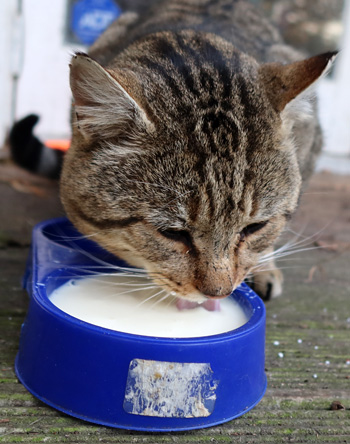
[49,274,248,338]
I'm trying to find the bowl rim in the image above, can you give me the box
[30,217,266,345]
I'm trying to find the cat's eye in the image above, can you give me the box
[240,221,268,239]
[158,229,193,248]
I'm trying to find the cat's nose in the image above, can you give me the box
[195,258,234,299]
[195,274,233,299]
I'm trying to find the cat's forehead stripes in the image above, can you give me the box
[119,31,282,223]
[126,31,251,123]
[148,33,237,98]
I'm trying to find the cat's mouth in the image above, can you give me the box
[175,297,221,312]
[138,264,225,312]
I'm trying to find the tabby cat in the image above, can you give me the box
[60,0,336,304]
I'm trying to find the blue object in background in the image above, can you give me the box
[71,0,122,45]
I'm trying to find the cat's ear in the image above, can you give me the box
[69,52,154,140]
[259,51,337,112]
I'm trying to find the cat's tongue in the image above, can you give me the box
[176,298,221,312]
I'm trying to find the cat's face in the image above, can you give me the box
[62,134,299,303]
[61,37,333,302]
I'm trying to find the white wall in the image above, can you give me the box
[318,0,350,157]
[0,0,19,146]
[15,0,85,141]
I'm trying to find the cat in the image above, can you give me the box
[58,0,336,305]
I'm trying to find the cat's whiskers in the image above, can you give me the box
[62,273,158,292]
[46,227,169,282]
[43,229,104,242]
[53,258,174,300]
[74,277,158,289]
[48,225,150,274]
[63,266,149,276]
[135,288,168,308]
[250,264,303,274]
[166,294,178,308]
[54,268,152,284]
[100,280,154,287]
[148,292,173,309]
[72,266,150,277]
[250,225,333,283]
[258,245,323,265]
[258,227,327,266]
[285,220,332,246]
[104,285,160,298]
[55,270,152,286]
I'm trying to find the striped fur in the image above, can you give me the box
[61,0,334,301]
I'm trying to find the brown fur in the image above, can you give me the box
[60,0,335,302]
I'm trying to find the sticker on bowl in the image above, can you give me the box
[123,359,219,418]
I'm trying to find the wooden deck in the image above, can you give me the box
[1,164,349,443]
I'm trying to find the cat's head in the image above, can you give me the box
[61,32,335,303]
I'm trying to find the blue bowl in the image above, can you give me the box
[15,218,266,431]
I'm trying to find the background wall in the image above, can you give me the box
[15,0,85,141]
[0,0,20,149]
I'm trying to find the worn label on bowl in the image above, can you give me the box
[123,359,219,418]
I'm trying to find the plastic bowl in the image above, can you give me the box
[15,218,266,431]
